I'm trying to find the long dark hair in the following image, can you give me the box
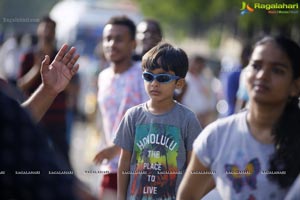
[255,36,300,188]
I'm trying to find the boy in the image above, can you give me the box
[115,42,201,199]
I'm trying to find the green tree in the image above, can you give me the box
[134,0,300,42]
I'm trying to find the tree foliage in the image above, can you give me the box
[134,0,300,42]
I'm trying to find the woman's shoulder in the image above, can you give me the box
[215,111,246,125]
[203,111,247,137]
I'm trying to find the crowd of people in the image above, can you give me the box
[0,12,299,200]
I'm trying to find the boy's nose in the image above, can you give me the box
[150,79,160,86]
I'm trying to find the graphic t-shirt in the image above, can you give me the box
[97,62,148,172]
[114,102,201,200]
[193,111,288,200]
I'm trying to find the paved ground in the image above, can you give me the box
[70,120,103,198]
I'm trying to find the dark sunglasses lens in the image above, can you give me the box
[156,75,171,83]
[143,73,154,82]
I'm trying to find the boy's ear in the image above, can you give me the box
[175,78,185,89]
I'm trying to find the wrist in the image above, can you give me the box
[39,83,59,98]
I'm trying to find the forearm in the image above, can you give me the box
[21,84,57,122]
[177,152,213,200]
[117,149,131,200]
[117,169,129,200]
[186,151,192,164]
[18,65,40,92]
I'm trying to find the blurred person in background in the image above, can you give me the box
[17,16,75,169]
[0,33,25,85]
[0,33,37,103]
[235,44,254,113]
[133,19,163,61]
[218,55,241,117]
[218,43,252,117]
[93,16,148,200]
[180,55,218,127]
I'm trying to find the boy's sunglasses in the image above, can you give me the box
[142,72,180,84]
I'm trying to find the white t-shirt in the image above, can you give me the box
[97,62,148,172]
[193,111,288,199]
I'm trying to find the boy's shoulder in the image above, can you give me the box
[126,102,146,114]
[174,101,198,116]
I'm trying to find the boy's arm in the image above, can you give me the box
[93,145,120,164]
[117,148,131,200]
[177,151,214,200]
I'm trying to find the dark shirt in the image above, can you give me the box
[0,90,77,200]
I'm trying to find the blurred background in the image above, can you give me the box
[0,0,299,198]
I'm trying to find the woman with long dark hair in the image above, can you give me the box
[177,36,300,199]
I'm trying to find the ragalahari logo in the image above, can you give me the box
[240,2,255,15]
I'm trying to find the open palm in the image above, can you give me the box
[41,44,80,95]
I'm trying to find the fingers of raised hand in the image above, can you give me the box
[71,64,80,76]
[67,54,80,69]
[54,44,69,61]
[62,47,77,65]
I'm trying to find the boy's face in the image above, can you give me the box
[143,68,184,103]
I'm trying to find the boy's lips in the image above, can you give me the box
[150,90,160,95]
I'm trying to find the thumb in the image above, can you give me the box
[41,55,50,74]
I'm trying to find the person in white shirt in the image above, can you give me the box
[177,36,300,200]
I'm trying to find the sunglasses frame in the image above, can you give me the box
[142,71,180,84]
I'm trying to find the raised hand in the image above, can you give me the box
[41,44,80,96]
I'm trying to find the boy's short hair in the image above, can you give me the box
[106,15,136,40]
[142,42,188,78]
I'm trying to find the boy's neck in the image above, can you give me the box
[146,99,176,115]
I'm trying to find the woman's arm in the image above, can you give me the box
[177,151,215,200]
